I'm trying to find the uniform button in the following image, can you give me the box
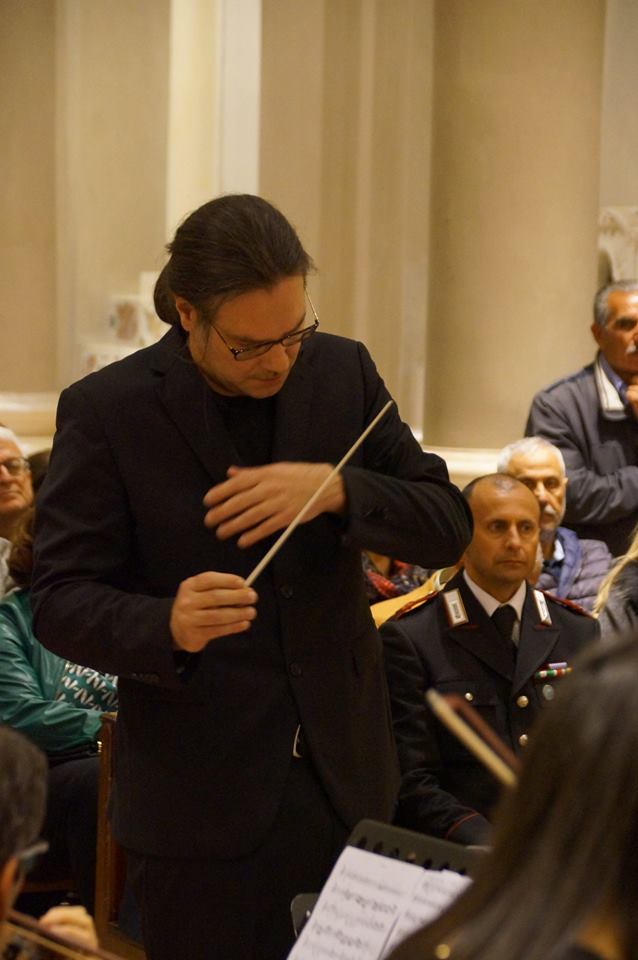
[464,692,474,702]
[518,733,529,747]
[516,695,529,708]
[542,683,555,701]
[289,662,303,677]
[280,584,294,599]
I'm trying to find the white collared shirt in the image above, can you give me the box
[462,570,527,646]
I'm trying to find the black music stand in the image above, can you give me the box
[291,818,485,937]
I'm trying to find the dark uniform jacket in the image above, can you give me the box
[30,326,472,860]
[525,358,638,556]
[381,571,599,845]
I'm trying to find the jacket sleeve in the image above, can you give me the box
[341,342,473,569]
[0,599,102,754]
[31,383,179,683]
[526,391,638,526]
[381,617,490,845]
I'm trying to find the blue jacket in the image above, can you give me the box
[536,527,611,613]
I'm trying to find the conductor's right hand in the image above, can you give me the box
[170,572,258,652]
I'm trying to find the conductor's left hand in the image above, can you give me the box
[203,462,346,549]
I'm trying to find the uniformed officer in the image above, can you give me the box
[381,473,599,846]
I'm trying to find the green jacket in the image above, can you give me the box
[0,588,109,755]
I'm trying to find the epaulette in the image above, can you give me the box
[390,590,440,621]
[541,590,594,619]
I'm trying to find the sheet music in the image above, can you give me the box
[287,846,470,960]
[382,869,470,956]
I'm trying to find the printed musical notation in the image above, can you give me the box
[287,846,470,960]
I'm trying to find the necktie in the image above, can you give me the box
[491,605,517,646]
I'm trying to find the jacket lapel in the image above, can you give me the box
[512,587,560,692]
[442,574,516,681]
[151,329,239,482]
[271,344,315,463]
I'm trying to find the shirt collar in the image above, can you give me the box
[463,570,527,621]
[596,352,629,415]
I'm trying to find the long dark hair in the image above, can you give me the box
[391,637,638,960]
[154,194,313,329]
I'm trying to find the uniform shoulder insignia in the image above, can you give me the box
[390,589,440,622]
[541,591,594,618]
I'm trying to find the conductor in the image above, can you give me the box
[31,194,472,960]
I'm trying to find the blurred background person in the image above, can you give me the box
[593,524,638,641]
[0,507,118,911]
[389,635,638,960]
[0,427,33,597]
[0,725,98,953]
[499,437,612,612]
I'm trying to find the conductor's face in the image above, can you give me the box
[176,275,309,398]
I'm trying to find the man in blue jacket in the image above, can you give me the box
[498,437,612,611]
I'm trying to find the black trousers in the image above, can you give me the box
[29,755,99,911]
[126,755,348,960]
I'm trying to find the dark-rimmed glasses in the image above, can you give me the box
[0,457,30,478]
[212,293,319,361]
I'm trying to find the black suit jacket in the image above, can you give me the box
[381,571,599,844]
[31,328,472,859]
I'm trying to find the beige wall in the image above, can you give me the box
[4,0,638,454]
[260,0,434,430]
[0,1,56,392]
[600,0,638,206]
[55,0,171,384]
[425,0,605,447]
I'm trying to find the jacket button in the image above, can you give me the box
[289,662,303,677]
[464,692,474,702]
[518,733,529,747]
[516,695,529,708]
[280,584,294,599]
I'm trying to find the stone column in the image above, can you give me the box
[425,0,606,448]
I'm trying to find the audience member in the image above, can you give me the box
[362,551,429,603]
[0,726,98,953]
[498,437,612,611]
[381,474,598,846]
[0,508,118,911]
[30,193,472,960]
[0,427,33,596]
[593,525,638,641]
[370,565,459,628]
[526,280,638,556]
[388,636,638,960]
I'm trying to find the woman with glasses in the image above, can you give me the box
[0,427,33,598]
[0,508,117,912]
[388,635,638,960]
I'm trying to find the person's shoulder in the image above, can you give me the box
[540,589,596,621]
[531,363,595,401]
[63,328,180,398]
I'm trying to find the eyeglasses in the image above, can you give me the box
[0,457,30,477]
[212,294,319,361]
[15,839,49,880]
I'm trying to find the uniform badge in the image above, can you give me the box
[442,589,468,627]
[533,589,552,625]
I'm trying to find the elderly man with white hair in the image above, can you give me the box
[0,426,33,596]
[498,436,612,611]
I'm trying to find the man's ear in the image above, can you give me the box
[591,321,603,347]
[174,297,198,334]
[0,857,18,922]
